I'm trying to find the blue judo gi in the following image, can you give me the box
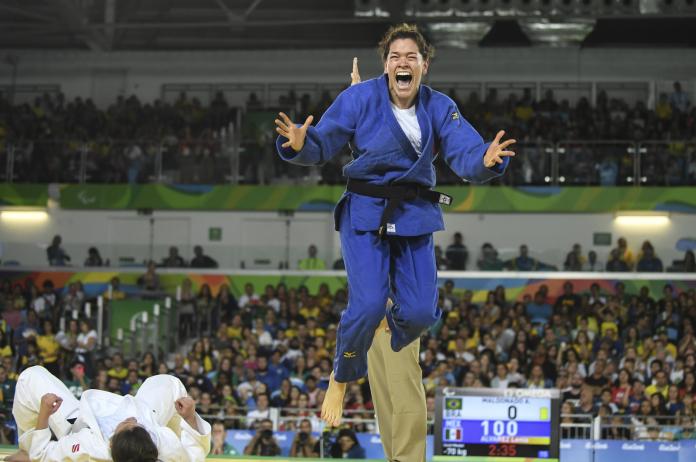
[276,74,509,382]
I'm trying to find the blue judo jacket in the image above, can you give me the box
[276,74,509,236]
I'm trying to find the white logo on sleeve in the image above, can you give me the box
[386,223,396,233]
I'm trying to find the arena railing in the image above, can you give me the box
[637,140,696,186]
[199,408,695,443]
[2,139,695,186]
[160,81,653,113]
[556,140,640,186]
[597,415,696,441]
[51,289,176,363]
[561,413,595,440]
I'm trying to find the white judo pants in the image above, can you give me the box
[12,366,188,439]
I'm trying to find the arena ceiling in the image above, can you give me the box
[1,0,696,51]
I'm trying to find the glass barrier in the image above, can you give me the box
[162,140,232,184]
[11,140,83,183]
[638,141,696,186]
[0,142,8,181]
[557,141,637,186]
[495,141,554,186]
[4,138,696,187]
[84,139,159,183]
[4,238,692,273]
[0,242,342,271]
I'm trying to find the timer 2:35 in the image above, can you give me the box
[488,443,517,456]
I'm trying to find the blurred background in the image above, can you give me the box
[0,0,695,459]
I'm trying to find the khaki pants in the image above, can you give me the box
[367,327,427,462]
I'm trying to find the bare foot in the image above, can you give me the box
[4,451,29,462]
[321,372,346,427]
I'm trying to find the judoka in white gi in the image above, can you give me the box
[10,366,211,461]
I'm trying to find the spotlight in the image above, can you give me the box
[0,210,49,223]
[614,213,670,227]
[519,17,596,46]
[427,21,494,46]
[354,0,390,17]
[408,0,455,16]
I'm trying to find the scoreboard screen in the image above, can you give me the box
[434,387,560,462]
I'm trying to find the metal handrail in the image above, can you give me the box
[3,138,695,186]
[193,407,695,441]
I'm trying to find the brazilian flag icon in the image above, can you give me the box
[445,398,463,411]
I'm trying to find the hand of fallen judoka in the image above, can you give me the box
[275,112,314,152]
[175,396,196,420]
[175,396,202,432]
[39,393,63,416]
[483,130,516,168]
[35,393,63,431]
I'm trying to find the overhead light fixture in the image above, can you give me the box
[614,212,670,227]
[354,0,391,17]
[426,22,494,48]
[518,18,596,46]
[0,210,49,223]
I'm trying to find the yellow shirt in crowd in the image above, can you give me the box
[36,335,60,364]
[226,326,243,340]
[299,306,320,320]
[108,367,128,380]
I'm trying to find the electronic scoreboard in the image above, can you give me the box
[434,387,560,462]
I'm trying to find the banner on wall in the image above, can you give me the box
[224,430,434,459]
[223,433,695,461]
[1,269,695,307]
[0,184,49,206]
[53,184,696,213]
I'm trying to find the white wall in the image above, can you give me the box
[0,208,334,269]
[2,47,695,107]
[1,209,693,269]
[442,213,695,268]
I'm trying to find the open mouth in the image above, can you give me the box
[395,71,413,91]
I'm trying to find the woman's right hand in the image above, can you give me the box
[275,112,313,152]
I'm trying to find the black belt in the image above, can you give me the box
[346,178,453,238]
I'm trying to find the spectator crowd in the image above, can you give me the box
[1,246,696,450]
[2,81,695,185]
[434,234,696,273]
[37,232,696,277]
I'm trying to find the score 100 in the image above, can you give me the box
[480,405,520,437]
[481,420,519,437]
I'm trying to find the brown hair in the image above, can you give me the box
[111,426,158,462]
[378,23,435,63]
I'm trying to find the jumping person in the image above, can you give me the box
[352,57,429,462]
[274,23,514,427]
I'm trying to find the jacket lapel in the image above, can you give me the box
[380,74,420,162]
[415,85,432,159]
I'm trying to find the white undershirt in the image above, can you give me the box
[96,396,138,439]
[94,395,159,444]
[391,103,422,155]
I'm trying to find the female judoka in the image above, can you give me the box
[274,23,515,427]
[10,365,210,461]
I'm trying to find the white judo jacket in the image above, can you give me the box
[19,388,211,462]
